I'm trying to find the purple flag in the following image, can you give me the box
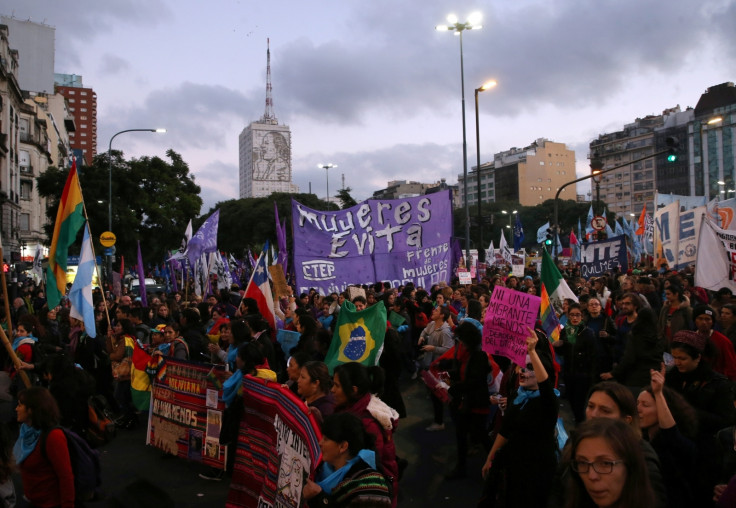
[185,209,220,268]
[136,241,148,307]
[292,190,453,294]
[168,251,179,293]
[274,202,288,277]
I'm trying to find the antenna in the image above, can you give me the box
[262,38,277,124]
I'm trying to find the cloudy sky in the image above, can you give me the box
[4,0,735,214]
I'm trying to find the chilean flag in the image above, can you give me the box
[244,244,276,334]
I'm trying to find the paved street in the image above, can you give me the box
[11,378,505,507]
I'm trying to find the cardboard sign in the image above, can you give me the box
[482,285,541,365]
[268,264,291,298]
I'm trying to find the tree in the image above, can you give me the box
[37,149,202,264]
[201,192,329,257]
[336,187,358,209]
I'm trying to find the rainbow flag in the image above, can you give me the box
[46,160,86,309]
[540,284,561,342]
[128,337,152,411]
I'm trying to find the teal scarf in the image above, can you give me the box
[513,386,541,409]
[12,334,37,351]
[226,345,238,371]
[222,369,243,408]
[317,449,376,494]
[13,423,41,464]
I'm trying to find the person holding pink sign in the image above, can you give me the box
[480,328,559,507]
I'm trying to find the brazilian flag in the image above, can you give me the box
[325,301,387,373]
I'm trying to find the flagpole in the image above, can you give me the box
[0,248,14,338]
[78,180,113,334]
[0,244,30,387]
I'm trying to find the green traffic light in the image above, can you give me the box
[544,239,553,246]
[667,154,677,162]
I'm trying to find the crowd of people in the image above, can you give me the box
[0,259,735,506]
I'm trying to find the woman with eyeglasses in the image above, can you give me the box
[480,328,559,507]
[553,302,596,424]
[564,417,654,508]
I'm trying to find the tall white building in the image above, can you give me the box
[239,40,298,198]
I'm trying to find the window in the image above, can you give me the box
[20,181,32,200]
[80,108,87,112]
[81,124,87,128]
[68,90,75,95]
[80,100,87,104]
[80,91,87,96]
[539,161,545,166]
[20,214,30,231]
[68,99,75,103]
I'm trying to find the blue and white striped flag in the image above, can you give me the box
[69,227,96,338]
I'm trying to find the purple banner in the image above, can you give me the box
[292,190,453,294]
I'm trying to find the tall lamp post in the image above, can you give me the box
[436,12,482,263]
[107,128,166,289]
[317,163,337,205]
[474,80,497,259]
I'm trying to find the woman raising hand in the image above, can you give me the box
[481,327,559,508]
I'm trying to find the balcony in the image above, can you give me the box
[20,165,33,175]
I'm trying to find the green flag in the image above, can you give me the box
[540,248,578,307]
[325,301,387,373]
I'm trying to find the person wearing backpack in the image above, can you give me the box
[14,386,75,507]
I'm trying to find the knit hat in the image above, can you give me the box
[692,305,716,321]
[672,330,706,353]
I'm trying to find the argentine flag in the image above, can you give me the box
[69,226,96,338]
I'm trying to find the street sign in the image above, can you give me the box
[104,248,113,256]
[100,231,117,247]
[591,216,607,231]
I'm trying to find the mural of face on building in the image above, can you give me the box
[253,131,290,181]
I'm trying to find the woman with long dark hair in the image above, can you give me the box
[297,361,335,425]
[638,366,699,508]
[302,412,391,506]
[332,362,399,506]
[564,418,654,508]
[14,386,74,507]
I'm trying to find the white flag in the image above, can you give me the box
[499,231,512,265]
[695,216,736,293]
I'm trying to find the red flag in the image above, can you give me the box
[569,230,578,245]
[636,204,647,235]
[119,255,125,278]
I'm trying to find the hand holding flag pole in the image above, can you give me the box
[0,233,29,387]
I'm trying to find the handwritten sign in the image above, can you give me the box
[482,285,540,365]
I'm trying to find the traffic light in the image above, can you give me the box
[666,136,679,162]
[545,229,554,246]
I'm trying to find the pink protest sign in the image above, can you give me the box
[482,285,541,365]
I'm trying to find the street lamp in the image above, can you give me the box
[317,163,337,205]
[436,11,482,263]
[501,209,517,228]
[474,80,497,259]
[107,128,166,288]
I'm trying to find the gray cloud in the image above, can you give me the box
[273,0,735,123]
[101,82,258,151]
[3,0,171,68]
[293,142,461,201]
[98,53,130,75]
